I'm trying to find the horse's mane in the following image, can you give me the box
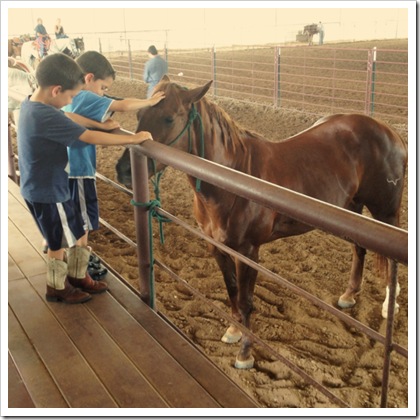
[199,97,268,144]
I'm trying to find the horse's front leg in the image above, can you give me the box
[210,246,243,344]
[234,256,259,369]
[382,259,400,319]
[338,244,366,309]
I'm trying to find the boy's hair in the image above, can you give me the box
[36,53,85,90]
[76,51,116,81]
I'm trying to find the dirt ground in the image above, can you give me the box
[10,39,408,409]
[90,41,409,410]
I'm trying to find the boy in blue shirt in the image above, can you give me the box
[63,51,165,280]
[18,53,154,304]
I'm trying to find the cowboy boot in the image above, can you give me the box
[88,252,108,280]
[67,246,108,294]
[45,257,91,304]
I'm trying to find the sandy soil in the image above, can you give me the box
[11,39,408,409]
[91,39,409,409]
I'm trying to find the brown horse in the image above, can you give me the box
[116,76,407,369]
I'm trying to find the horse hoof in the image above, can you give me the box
[221,327,242,344]
[338,295,356,309]
[234,356,255,369]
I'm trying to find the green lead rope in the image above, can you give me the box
[129,102,206,308]
[130,197,171,309]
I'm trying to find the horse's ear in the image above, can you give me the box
[183,80,213,104]
[161,74,170,82]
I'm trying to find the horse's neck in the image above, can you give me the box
[194,100,256,168]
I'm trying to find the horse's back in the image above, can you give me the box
[310,114,407,219]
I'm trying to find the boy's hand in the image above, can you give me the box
[132,131,153,144]
[101,118,120,131]
[147,91,165,107]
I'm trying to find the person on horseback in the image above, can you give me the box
[54,18,68,39]
[34,18,50,58]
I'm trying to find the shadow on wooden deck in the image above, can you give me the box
[7,178,258,410]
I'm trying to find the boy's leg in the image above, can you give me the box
[46,255,91,304]
[67,244,108,294]
[25,199,96,303]
[69,177,108,280]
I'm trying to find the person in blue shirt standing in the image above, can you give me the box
[18,53,154,303]
[64,51,165,279]
[143,45,168,98]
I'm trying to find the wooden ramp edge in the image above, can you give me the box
[7,178,258,409]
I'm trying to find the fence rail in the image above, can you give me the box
[111,129,407,408]
[100,40,407,123]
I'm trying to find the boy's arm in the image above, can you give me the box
[109,91,165,112]
[79,129,153,146]
[65,112,120,131]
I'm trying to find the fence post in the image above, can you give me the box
[98,38,102,54]
[130,147,155,309]
[370,46,377,116]
[8,121,18,183]
[211,46,217,97]
[365,49,373,115]
[274,46,281,107]
[128,40,133,80]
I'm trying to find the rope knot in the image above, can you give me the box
[130,198,171,244]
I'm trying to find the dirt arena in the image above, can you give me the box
[88,39,409,409]
[10,39,408,408]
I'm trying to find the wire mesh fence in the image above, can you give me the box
[98,39,407,124]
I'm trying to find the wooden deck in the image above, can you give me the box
[7,178,258,409]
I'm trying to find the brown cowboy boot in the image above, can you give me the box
[45,257,92,304]
[67,246,108,294]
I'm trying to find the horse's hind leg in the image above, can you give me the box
[369,210,401,319]
[338,244,366,309]
[382,259,400,319]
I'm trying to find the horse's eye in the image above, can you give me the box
[164,116,174,124]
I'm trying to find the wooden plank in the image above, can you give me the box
[9,279,118,408]
[8,220,46,279]
[28,272,170,408]
[7,177,257,408]
[8,307,68,408]
[105,273,258,408]
[9,255,25,282]
[8,189,46,262]
[8,353,35,408]
[85,290,220,407]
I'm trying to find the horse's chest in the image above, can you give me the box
[193,192,268,245]
[194,199,229,242]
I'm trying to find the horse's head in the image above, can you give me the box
[116,76,212,187]
[72,37,85,56]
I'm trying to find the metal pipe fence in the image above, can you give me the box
[8,85,408,407]
[99,40,407,123]
[124,138,407,408]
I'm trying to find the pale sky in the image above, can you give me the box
[5,1,409,49]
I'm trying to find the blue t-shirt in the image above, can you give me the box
[17,97,87,203]
[63,90,114,178]
[143,55,168,98]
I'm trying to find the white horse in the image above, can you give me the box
[8,63,36,128]
[20,37,84,71]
